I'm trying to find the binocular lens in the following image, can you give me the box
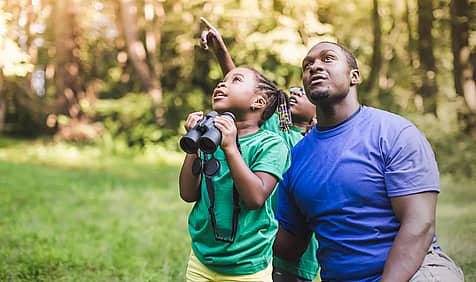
[199,127,221,153]
[199,137,218,154]
[180,111,235,154]
[180,136,199,154]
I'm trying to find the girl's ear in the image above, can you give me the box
[350,69,361,86]
[251,95,267,111]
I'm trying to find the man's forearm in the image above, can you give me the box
[273,225,311,262]
[381,222,434,281]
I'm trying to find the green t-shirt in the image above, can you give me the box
[262,114,303,150]
[188,129,290,275]
[263,115,320,280]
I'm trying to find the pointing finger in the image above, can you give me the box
[200,17,216,31]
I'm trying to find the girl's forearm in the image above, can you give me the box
[214,45,235,75]
[179,154,201,202]
[224,147,274,209]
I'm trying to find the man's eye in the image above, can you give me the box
[303,62,312,69]
[324,55,334,62]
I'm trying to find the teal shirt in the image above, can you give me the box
[263,115,320,280]
[262,114,303,150]
[188,129,290,275]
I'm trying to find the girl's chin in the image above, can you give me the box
[211,105,227,112]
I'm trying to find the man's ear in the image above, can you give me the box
[350,69,361,86]
[251,95,267,111]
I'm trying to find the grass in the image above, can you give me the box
[0,139,190,281]
[0,138,475,281]
[435,176,476,281]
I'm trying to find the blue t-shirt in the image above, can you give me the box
[277,106,440,281]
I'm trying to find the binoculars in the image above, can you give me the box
[180,111,236,154]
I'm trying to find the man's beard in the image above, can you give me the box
[307,88,330,104]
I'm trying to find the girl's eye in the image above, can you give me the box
[233,76,242,82]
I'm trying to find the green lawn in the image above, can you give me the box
[0,139,475,281]
[0,140,190,281]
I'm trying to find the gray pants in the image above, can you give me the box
[410,246,464,282]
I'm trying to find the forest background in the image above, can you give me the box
[0,0,475,281]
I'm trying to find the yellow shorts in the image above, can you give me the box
[186,250,273,282]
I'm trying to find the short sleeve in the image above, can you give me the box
[250,134,290,182]
[276,171,309,234]
[384,125,440,197]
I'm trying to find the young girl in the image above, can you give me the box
[199,17,320,282]
[179,66,291,281]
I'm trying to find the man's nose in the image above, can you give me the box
[309,61,324,74]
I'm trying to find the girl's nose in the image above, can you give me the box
[217,81,226,88]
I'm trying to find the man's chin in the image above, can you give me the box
[308,91,329,102]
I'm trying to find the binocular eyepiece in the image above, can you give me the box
[180,111,236,154]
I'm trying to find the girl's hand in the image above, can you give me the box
[200,17,226,53]
[184,112,204,132]
[214,114,237,152]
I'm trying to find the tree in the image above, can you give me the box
[54,0,90,140]
[0,69,5,134]
[417,0,438,115]
[117,0,162,104]
[450,0,476,111]
[0,5,34,134]
[367,0,383,100]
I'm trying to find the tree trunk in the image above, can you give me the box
[118,0,162,104]
[54,0,81,116]
[405,0,415,70]
[417,0,438,115]
[0,70,5,134]
[405,0,419,109]
[367,0,382,99]
[450,0,476,111]
[54,0,96,141]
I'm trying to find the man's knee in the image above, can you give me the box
[410,248,464,282]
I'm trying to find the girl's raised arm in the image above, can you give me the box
[199,17,235,75]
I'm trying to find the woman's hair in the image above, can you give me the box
[246,67,292,131]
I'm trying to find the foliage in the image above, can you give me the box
[0,7,33,77]
[405,100,476,179]
[0,0,475,141]
[92,93,163,148]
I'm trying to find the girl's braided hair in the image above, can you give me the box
[246,67,292,131]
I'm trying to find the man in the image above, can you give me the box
[273,41,464,281]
